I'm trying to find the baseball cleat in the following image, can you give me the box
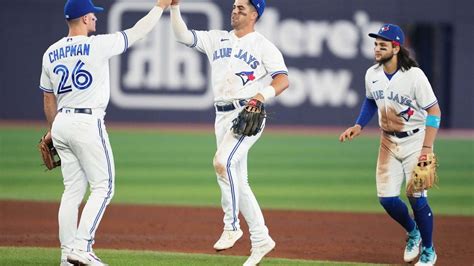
[415,246,437,266]
[243,237,276,266]
[213,229,243,251]
[67,249,108,266]
[60,259,74,266]
[404,228,421,262]
[61,248,73,266]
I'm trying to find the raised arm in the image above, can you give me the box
[124,0,172,46]
[170,1,194,46]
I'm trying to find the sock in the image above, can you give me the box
[409,196,434,248]
[379,197,416,232]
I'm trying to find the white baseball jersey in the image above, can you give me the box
[189,30,288,102]
[365,65,438,132]
[186,29,287,247]
[39,32,128,111]
[39,31,128,254]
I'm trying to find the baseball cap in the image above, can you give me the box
[369,24,405,46]
[64,0,104,20]
[249,0,265,18]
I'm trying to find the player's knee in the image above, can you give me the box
[108,185,115,199]
[90,180,115,198]
[379,196,398,208]
[408,196,428,211]
[213,154,227,177]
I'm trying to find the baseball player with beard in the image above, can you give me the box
[339,24,441,266]
[169,0,289,265]
[39,0,171,265]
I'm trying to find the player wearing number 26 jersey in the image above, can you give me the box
[39,0,172,265]
[40,33,123,110]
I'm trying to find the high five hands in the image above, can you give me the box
[157,0,173,9]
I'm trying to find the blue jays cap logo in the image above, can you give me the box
[369,23,405,46]
[235,71,256,86]
[380,25,390,33]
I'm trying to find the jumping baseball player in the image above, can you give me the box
[170,0,289,265]
[339,24,441,266]
[39,0,172,265]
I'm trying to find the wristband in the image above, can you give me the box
[426,115,441,128]
[259,86,276,101]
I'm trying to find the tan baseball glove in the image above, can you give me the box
[38,132,61,170]
[406,153,438,196]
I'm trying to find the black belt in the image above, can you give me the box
[383,128,420,138]
[215,100,247,112]
[58,108,92,115]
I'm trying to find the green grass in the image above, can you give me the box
[0,126,472,215]
[0,246,386,265]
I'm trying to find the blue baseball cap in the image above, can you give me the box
[64,0,104,20]
[249,0,265,18]
[369,24,405,46]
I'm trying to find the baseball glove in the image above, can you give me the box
[38,132,61,170]
[231,99,266,136]
[406,153,438,195]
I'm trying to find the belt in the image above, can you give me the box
[383,128,420,138]
[58,108,92,115]
[214,99,247,112]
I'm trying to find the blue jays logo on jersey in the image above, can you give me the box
[235,71,255,86]
[398,107,414,122]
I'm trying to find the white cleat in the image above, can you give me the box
[61,248,73,266]
[213,229,243,251]
[67,249,108,266]
[415,246,437,266]
[243,238,276,266]
[404,229,421,262]
[60,259,74,266]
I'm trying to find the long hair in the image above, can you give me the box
[397,46,419,71]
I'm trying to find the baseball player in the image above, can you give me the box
[339,24,441,266]
[169,0,289,265]
[39,0,172,265]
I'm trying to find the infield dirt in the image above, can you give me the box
[1,200,472,265]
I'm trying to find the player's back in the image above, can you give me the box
[40,32,127,112]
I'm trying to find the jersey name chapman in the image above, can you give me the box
[49,43,91,63]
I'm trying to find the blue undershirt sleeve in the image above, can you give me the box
[355,97,377,128]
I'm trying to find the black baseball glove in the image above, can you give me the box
[231,99,266,136]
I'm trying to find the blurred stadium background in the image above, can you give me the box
[1,0,473,128]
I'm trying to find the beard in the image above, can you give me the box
[377,53,395,65]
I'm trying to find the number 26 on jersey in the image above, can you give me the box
[53,60,93,94]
